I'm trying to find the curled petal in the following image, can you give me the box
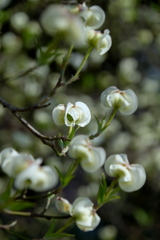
[14,164,58,192]
[80,4,105,30]
[64,102,91,127]
[65,102,76,127]
[69,135,106,172]
[0,148,19,164]
[119,164,146,192]
[81,146,106,172]
[87,29,112,55]
[72,197,100,232]
[101,86,138,115]
[52,104,65,126]
[98,30,112,55]
[74,101,91,127]
[56,197,72,214]
[105,154,146,192]
[0,149,37,177]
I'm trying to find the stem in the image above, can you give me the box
[67,46,93,84]
[54,217,74,234]
[102,108,118,130]
[89,108,118,139]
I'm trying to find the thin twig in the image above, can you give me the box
[3,209,70,220]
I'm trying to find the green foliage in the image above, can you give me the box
[97,173,108,205]
[97,174,120,207]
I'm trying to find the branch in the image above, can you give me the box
[0,97,70,156]
[3,209,70,220]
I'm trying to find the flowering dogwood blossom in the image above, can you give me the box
[0,148,59,192]
[104,154,146,192]
[56,196,100,232]
[40,4,86,47]
[87,29,112,55]
[52,102,91,127]
[69,135,106,172]
[100,86,138,115]
[14,164,58,192]
[0,148,41,177]
[78,2,105,30]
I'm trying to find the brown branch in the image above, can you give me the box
[0,97,70,156]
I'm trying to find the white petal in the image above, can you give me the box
[64,102,75,126]
[55,197,72,214]
[72,197,100,232]
[52,104,65,125]
[74,101,91,127]
[0,148,18,164]
[105,154,129,177]
[100,86,118,108]
[118,89,138,115]
[14,164,58,191]
[80,5,105,30]
[81,146,106,172]
[98,30,112,55]
[119,164,146,192]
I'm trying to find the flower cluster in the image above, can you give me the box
[69,135,106,172]
[40,2,112,55]
[52,101,91,127]
[0,148,58,192]
[56,196,100,232]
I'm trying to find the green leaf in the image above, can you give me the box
[44,232,75,239]
[97,174,107,204]
[54,166,65,185]
[0,178,14,202]
[6,201,35,211]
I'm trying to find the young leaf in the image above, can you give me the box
[97,174,107,205]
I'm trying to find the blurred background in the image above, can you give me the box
[0,0,160,239]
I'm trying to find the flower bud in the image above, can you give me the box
[101,86,138,115]
[55,197,72,214]
[104,154,146,192]
[69,135,106,172]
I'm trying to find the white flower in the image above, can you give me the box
[14,164,58,192]
[40,4,86,47]
[56,196,100,232]
[69,135,106,172]
[104,154,146,192]
[78,2,105,30]
[52,102,91,127]
[100,86,138,115]
[0,148,41,177]
[87,29,112,55]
